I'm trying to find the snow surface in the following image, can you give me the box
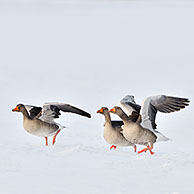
[0,0,194,193]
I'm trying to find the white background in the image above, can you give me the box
[0,1,194,194]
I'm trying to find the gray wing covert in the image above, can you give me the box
[141,95,190,130]
[120,95,141,116]
[40,102,91,123]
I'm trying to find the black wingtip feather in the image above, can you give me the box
[84,112,92,118]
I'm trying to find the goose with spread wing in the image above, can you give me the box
[120,95,190,142]
[97,107,136,151]
[109,106,157,155]
[12,102,91,146]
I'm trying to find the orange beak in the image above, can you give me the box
[97,108,103,113]
[12,106,19,112]
[109,107,116,113]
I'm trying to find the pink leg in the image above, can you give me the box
[138,147,148,154]
[133,145,137,152]
[148,146,154,155]
[45,137,48,146]
[110,145,117,150]
[52,129,61,145]
[138,145,154,155]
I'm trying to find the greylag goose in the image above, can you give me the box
[109,107,157,155]
[110,95,190,154]
[12,103,91,146]
[97,107,136,151]
[120,95,190,141]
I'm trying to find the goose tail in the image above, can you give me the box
[155,130,171,142]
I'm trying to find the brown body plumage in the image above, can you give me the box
[12,104,61,146]
[109,107,157,154]
[97,107,136,151]
[12,103,91,146]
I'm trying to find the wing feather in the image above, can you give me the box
[111,120,124,128]
[24,105,42,119]
[120,95,141,116]
[141,95,190,130]
[39,102,91,123]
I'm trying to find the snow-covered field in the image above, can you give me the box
[0,0,194,193]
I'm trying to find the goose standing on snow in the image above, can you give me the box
[120,95,190,142]
[109,107,157,155]
[97,107,137,151]
[12,103,91,146]
[110,95,190,154]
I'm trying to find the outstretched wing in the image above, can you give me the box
[39,102,91,123]
[140,95,190,130]
[120,95,141,116]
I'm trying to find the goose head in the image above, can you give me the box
[96,107,109,115]
[109,106,124,117]
[12,104,26,113]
